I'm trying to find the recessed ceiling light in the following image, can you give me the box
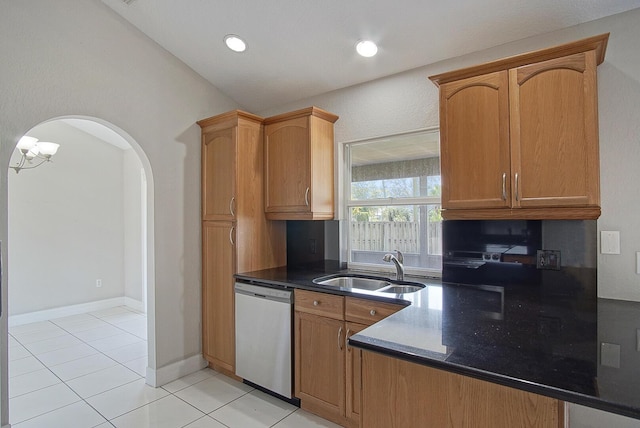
[224,34,247,53]
[356,40,378,57]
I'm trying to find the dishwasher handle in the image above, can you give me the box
[234,282,292,304]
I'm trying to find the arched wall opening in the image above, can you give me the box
[5,115,156,382]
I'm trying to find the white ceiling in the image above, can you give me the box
[102,0,640,112]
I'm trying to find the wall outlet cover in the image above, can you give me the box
[537,250,561,270]
[601,231,621,254]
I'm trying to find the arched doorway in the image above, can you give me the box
[5,116,156,384]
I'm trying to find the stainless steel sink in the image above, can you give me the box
[312,274,425,294]
[314,276,391,291]
[377,284,424,294]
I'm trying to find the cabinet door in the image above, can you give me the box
[345,322,367,425]
[202,221,236,372]
[510,51,599,208]
[440,71,511,210]
[264,116,311,215]
[295,311,345,422]
[202,127,236,220]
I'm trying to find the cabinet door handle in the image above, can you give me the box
[229,226,235,246]
[370,309,377,316]
[229,197,235,217]
[501,173,507,201]
[338,326,343,350]
[313,300,319,306]
[346,328,352,351]
[304,187,310,207]
[515,173,520,201]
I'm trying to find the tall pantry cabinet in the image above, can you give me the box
[198,111,286,374]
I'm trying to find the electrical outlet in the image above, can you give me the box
[536,250,561,270]
[309,239,317,255]
[637,329,640,352]
[96,279,102,288]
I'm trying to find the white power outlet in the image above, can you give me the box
[96,279,102,288]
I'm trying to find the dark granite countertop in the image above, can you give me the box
[235,263,640,421]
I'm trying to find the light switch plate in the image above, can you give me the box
[601,231,621,254]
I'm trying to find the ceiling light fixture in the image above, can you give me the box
[356,40,378,58]
[224,34,247,53]
[10,136,60,174]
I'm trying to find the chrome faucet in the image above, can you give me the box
[383,250,404,281]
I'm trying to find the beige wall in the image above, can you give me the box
[0,0,239,424]
[8,121,127,315]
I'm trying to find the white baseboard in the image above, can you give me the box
[8,297,143,327]
[145,354,207,387]
[124,297,144,313]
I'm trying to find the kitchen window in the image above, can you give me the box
[344,128,442,276]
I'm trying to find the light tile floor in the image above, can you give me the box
[8,306,341,428]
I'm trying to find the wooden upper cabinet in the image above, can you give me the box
[264,107,339,220]
[198,111,264,221]
[440,71,511,210]
[510,52,599,209]
[430,33,609,220]
[201,127,236,221]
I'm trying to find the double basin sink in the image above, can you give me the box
[312,274,425,294]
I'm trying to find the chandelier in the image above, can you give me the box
[10,136,60,174]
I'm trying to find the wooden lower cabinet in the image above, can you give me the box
[295,290,347,426]
[202,221,235,373]
[295,311,346,423]
[345,322,366,425]
[295,290,403,427]
[361,351,564,428]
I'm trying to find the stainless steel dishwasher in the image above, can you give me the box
[235,281,294,400]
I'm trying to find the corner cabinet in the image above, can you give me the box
[198,111,286,375]
[264,107,339,220]
[294,289,403,428]
[430,33,609,220]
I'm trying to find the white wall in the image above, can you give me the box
[0,0,239,424]
[258,8,640,426]
[8,121,126,315]
[123,149,144,305]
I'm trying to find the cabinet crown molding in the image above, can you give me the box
[197,110,264,128]
[429,33,609,86]
[264,106,339,125]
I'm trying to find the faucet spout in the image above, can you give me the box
[383,250,404,281]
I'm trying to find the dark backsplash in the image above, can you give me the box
[442,219,597,287]
[286,220,340,267]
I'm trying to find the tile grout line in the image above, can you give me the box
[9,306,318,428]
[8,307,149,426]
